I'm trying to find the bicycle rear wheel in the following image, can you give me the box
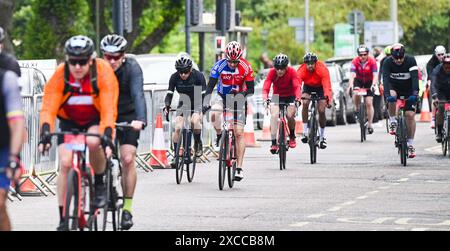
[227,133,236,188]
[187,155,196,183]
[218,131,227,190]
[63,169,79,231]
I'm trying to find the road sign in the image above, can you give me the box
[334,24,358,57]
[364,21,403,49]
[347,10,364,34]
[288,18,314,43]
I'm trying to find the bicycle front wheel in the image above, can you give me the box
[227,134,237,188]
[175,135,184,184]
[279,122,286,170]
[187,155,196,183]
[63,169,79,231]
[399,117,407,166]
[218,131,228,190]
[360,103,366,142]
[308,116,317,164]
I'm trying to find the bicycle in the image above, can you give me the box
[166,109,198,184]
[439,102,450,157]
[93,122,137,231]
[394,97,409,166]
[353,88,368,142]
[267,100,297,170]
[45,130,112,231]
[209,107,244,190]
[301,92,325,164]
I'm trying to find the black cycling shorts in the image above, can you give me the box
[302,85,325,98]
[57,119,100,145]
[390,89,417,112]
[116,115,140,148]
[353,79,374,97]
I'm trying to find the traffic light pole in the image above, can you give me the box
[113,0,124,36]
[220,0,227,36]
[185,0,191,54]
[353,12,358,50]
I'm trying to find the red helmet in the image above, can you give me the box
[225,41,243,61]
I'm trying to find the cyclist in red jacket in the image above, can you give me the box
[262,54,301,154]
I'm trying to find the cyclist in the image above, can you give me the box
[262,53,301,154]
[100,34,147,230]
[431,54,450,143]
[382,43,420,158]
[38,35,119,230]
[203,41,255,181]
[0,68,25,231]
[297,52,333,149]
[164,53,206,164]
[347,45,378,134]
[0,26,20,77]
[427,45,446,129]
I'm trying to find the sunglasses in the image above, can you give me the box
[178,69,191,75]
[437,54,445,57]
[359,53,368,57]
[275,66,286,71]
[227,60,240,64]
[68,58,89,66]
[104,53,123,61]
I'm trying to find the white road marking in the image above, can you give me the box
[366,191,379,195]
[307,214,326,219]
[395,218,412,225]
[378,186,390,190]
[425,146,441,153]
[371,217,395,224]
[437,220,450,226]
[391,183,401,186]
[340,201,356,206]
[409,173,421,177]
[411,228,429,231]
[290,222,310,227]
[396,178,409,182]
[356,195,368,200]
[328,206,342,212]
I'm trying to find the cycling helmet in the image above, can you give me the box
[435,45,446,56]
[64,35,95,58]
[384,45,392,56]
[175,54,193,71]
[443,54,450,65]
[357,45,369,55]
[273,53,289,68]
[391,43,405,59]
[225,41,243,61]
[100,34,127,54]
[0,26,4,42]
[303,52,318,64]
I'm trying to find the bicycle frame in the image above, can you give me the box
[302,92,324,164]
[269,101,295,170]
[354,88,368,142]
[395,98,408,166]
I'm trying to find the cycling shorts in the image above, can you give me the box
[57,119,100,145]
[353,79,374,97]
[302,85,325,98]
[116,114,140,148]
[217,93,247,126]
[0,148,10,190]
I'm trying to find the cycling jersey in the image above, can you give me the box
[165,69,206,111]
[40,58,119,134]
[262,66,301,100]
[431,64,450,100]
[426,55,441,81]
[382,55,419,97]
[210,58,254,95]
[296,61,332,103]
[351,56,377,83]
[0,69,23,149]
[115,56,147,124]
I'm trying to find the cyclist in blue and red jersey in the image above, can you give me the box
[262,53,301,154]
[347,45,379,134]
[203,41,255,182]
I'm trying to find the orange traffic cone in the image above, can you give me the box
[149,113,170,168]
[295,106,304,135]
[244,103,259,147]
[12,166,40,195]
[257,110,271,141]
[419,87,432,122]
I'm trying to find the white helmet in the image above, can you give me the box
[435,45,446,56]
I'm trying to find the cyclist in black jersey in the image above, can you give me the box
[383,43,420,158]
[101,34,147,230]
[427,45,446,129]
[164,54,206,166]
[0,27,20,77]
[431,54,450,143]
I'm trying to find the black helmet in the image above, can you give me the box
[357,45,369,55]
[273,53,289,68]
[64,35,95,58]
[100,34,127,54]
[303,52,318,64]
[391,43,406,59]
[0,26,5,43]
[175,54,193,71]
